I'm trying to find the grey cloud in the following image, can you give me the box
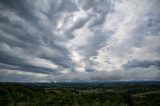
[76,0,112,28]
[0,0,160,82]
[0,0,74,71]
[0,0,38,22]
[57,0,78,12]
[0,51,57,74]
[81,31,111,57]
[52,66,160,81]
[0,69,49,82]
[123,60,160,69]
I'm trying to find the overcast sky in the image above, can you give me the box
[0,0,160,82]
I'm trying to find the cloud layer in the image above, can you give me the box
[0,0,160,82]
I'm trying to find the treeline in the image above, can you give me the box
[0,83,160,106]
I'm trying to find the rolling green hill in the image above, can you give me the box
[0,82,160,106]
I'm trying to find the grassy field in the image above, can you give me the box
[0,81,160,106]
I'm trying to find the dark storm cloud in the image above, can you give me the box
[0,0,160,82]
[0,0,74,74]
[123,60,160,69]
[0,50,58,74]
[0,0,38,22]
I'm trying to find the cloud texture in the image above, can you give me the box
[0,0,160,82]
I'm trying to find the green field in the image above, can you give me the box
[0,82,160,106]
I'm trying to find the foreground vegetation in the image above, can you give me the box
[0,81,160,106]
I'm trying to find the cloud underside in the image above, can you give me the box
[0,0,160,82]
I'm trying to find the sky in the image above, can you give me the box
[0,0,160,82]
